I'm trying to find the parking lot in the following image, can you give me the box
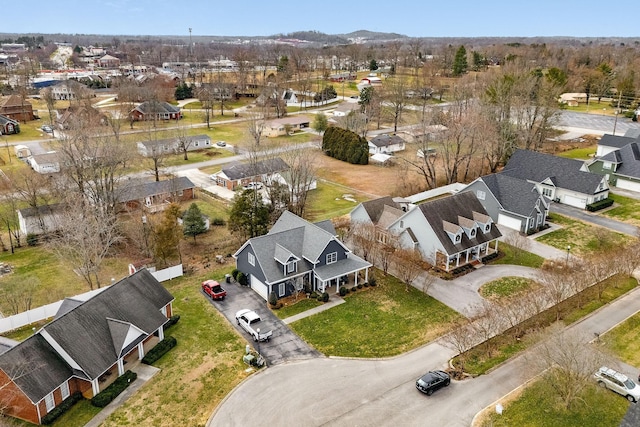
[201,277,321,366]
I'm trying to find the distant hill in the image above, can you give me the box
[271,31,349,44]
[342,30,407,40]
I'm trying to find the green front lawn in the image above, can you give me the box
[602,310,640,367]
[289,273,460,357]
[479,277,537,300]
[480,379,628,427]
[100,268,251,427]
[536,214,631,257]
[603,193,640,226]
[493,243,545,268]
[272,298,323,319]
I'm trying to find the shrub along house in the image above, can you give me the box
[0,269,174,425]
[234,211,371,301]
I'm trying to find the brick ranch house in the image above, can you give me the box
[0,269,174,425]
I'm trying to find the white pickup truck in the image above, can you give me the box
[235,309,273,342]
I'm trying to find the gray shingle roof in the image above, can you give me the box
[245,211,348,284]
[18,203,65,219]
[0,269,175,406]
[138,134,210,151]
[598,134,635,149]
[369,134,405,148]
[222,158,289,181]
[502,149,604,195]
[417,192,502,255]
[313,219,336,236]
[480,173,544,217]
[0,334,73,403]
[134,101,180,114]
[117,176,195,203]
[604,142,640,179]
[359,196,403,224]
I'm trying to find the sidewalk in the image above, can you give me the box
[83,364,159,427]
[282,296,345,324]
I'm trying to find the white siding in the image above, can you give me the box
[615,178,640,193]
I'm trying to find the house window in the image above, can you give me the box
[470,229,476,237]
[542,187,553,197]
[45,393,55,413]
[399,220,404,228]
[326,252,337,264]
[603,162,611,170]
[286,261,296,274]
[60,381,70,400]
[248,252,255,266]
[476,190,486,200]
[455,234,461,242]
[485,224,490,232]
[278,282,285,297]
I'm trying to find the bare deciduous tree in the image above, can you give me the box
[393,247,425,292]
[527,325,609,410]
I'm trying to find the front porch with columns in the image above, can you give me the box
[438,239,500,272]
[313,255,372,294]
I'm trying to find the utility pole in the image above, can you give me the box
[188,27,192,60]
[613,90,622,135]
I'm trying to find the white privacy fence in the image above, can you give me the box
[0,265,183,334]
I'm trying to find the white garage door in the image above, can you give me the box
[616,178,640,193]
[250,275,269,300]
[563,195,587,209]
[497,213,523,231]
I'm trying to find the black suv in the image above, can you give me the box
[416,370,451,396]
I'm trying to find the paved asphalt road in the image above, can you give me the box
[209,285,640,427]
[550,201,640,236]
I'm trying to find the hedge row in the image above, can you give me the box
[91,370,137,408]
[322,127,369,165]
[586,197,614,212]
[41,392,83,425]
[163,315,180,331]
[142,336,177,365]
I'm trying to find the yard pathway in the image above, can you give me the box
[83,364,159,427]
[282,297,345,324]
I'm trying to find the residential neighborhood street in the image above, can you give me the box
[209,283,640,427]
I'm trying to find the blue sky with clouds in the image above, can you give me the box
[3,0,636,38]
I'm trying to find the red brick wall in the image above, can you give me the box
[0,369,40,424]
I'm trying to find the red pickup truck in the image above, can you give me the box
[202,280,227,300]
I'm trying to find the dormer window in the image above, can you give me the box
[470,229,476,237]
[455,234,461,242]
[286,261,296,273]
[485,224,490,232]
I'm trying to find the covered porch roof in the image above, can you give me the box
[314,255,372,283]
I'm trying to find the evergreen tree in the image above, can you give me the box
[312,112,328,134]
[182,203,207,242]
[228,190,270,240]
[369,59,379,71]
[452,45,468,76]
[153,203,182,267]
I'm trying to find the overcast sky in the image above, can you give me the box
[2,0,636,38]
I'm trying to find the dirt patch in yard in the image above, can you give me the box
[313,153,427,197]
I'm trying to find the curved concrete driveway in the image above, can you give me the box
[209,286,640,427]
